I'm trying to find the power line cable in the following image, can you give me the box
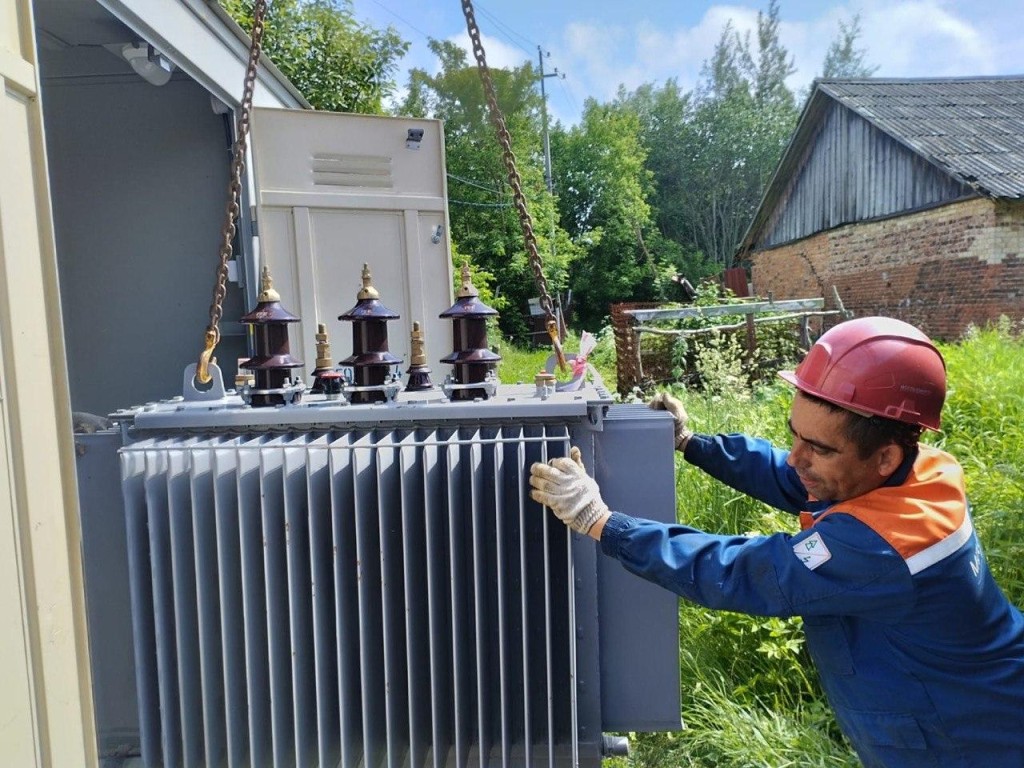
[472,1,537,58]
[362,0,434,43]
[555,74,583,121]
[449,199,512,208]
[447,172,503,195]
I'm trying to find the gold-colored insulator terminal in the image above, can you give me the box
[534,371,556,387]
[234,357,255,388]
[257,265,281,303]
[356,263,380,300]
[409,321,427,366]
[456,261,479,299]
[314,322,332,369]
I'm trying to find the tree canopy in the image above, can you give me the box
[399,39,582,340]
[223,0,408,113]
[226,0,876,335]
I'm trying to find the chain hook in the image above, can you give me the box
[546,319,568,371]
[196,328,219,385]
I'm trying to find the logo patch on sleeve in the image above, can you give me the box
[793,532,832,570]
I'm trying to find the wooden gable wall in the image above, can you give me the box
[754,98,976,250]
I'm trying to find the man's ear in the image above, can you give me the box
[876,443,905,476]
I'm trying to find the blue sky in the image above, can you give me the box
[352,0,1024,125]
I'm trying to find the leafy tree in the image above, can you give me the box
[751,0,797,111]
[551,99,670,330]
[223,0,408,113]
[615,82,715,288]
[399,39,579,342]
[664,0,799,270]
[822,13,879,78]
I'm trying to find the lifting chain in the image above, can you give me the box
[460,0,567,371]
[197,0,268,385]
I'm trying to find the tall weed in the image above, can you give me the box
[930,318,1024,603]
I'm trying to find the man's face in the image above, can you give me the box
[786,393,893,502]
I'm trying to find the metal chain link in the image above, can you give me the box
[460,0,556,324]
[197,0,268,384]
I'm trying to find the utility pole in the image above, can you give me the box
[537,46,566,335]
[537,45,559,195]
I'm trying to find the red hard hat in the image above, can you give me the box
[779,316,946,430]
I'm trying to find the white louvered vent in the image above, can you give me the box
[311,152,393,188]
[121,424,581,768]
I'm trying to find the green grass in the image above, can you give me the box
[494,328,619,389]
[509,319,1024,767]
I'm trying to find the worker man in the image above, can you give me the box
[529,316,1024,767]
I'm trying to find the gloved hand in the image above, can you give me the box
[529,447,610,535]
[649,391,693,450]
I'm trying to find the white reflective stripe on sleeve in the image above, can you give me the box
[905,514,974,575]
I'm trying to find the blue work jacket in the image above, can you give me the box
[599,433,1024,767]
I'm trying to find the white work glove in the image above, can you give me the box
[649,391,693,450]
[529,447,610,535]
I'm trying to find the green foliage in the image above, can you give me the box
[614,3,800,279]
[662,282,803,393]
[492,331,616,389]
[822,13,879,79]
[223,0,408,113]
[929,318,1024,604]
[398,40,580,343]
[551,99,674,330]
[450,243,506,315]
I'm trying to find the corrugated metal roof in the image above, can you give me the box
[818,77,1024,198]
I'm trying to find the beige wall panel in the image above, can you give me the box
[0,0,96,763]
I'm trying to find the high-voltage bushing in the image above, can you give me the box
[239,266,305,407]
[439,263,501,400]
[338,263,402,404]
[405,321,434,392]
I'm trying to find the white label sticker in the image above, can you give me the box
[793,532,832,570]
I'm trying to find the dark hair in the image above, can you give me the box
[797,390,922,459]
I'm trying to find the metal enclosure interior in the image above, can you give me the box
[249,108,456,373]
[32,0,305,417]
[77,380,680,767]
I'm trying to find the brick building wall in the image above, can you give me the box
[751,197,1024,340]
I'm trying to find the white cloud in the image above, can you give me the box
[560,5,767,101]
[559,0,1010,119]
[385,0,1024,126]
[857,1,992,75]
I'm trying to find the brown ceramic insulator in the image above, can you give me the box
[450,317,490,354]
[338,264,402,404]
[440,345,501,399]
[351,320,393,356]
[246,369,294,407]
[240,267,303,407]
[438,264,501,399]
[439,263,500,400]
[250,324,291,359]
